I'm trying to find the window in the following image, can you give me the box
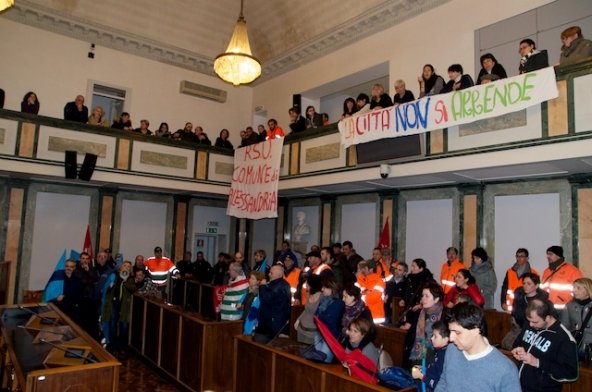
[90,83,128,124]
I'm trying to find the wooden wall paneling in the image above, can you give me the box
[179,318,203,391]
[144,301,161,364]
[25,367,117,392]
[483,309,512,347]
[160,307,180,377]
[547,80,568,137]
[463,194,478,267]
[429,129,444,154]
[234,337,274,392]
[196,151,207,180]
[274,353,323,392]
[201,320,243,391]
[5,187,24,304]
[18,123,35,158]
[374,325,407,367]
[116,138,131,170]
[129,295,145,353]
[174,200,187,261]
[577,188,592,278]
[322,202,332,247]
[99,194,114,253]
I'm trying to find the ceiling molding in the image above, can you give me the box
[4,0,215,75]
[4,0,449,83]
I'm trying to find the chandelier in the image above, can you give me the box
[0,0,14,12]
[213,0,261,86]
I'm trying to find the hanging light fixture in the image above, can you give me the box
[0,0,15,12]
[213,0,261,86]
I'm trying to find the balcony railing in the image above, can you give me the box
[1,59,591,195]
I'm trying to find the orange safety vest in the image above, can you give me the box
[145,256,177,286]
[266,126,285,140]
[440,259,464,294]
[284,267,301,304]
[355,272,386,323]
[541,262,582,309]
[504,266,539,311]
[301,263,331,305]
[375,258,393,283]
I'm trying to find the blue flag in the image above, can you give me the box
[243,295,260,335]
[257,257,268,273]
[41,249,67,302]
[70,249,80,261]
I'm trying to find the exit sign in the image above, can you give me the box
[206,227,218,234]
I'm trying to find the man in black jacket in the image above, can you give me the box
[512,299,578,392]
[63,95,89,123]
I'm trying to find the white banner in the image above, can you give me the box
[338,67,559,148]
[227,139,283,219]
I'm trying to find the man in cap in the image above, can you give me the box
[294,250,332,305]
[540,245,582,311]
[144,246,179,288]
[282,253,301,304]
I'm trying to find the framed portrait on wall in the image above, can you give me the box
[289,204,320,261]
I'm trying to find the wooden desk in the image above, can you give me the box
[233,335,416,392]
[0,303,119,392]
[129,293,242,392]
[375,325,407,367]
[483,309,511,346]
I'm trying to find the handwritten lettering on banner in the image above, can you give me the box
[338,67,559,148]
[227,138,283,219]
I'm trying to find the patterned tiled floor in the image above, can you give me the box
[118,353,179,392]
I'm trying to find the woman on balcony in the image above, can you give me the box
[21,91,39,114]
[87,106,109,127]
[214,128,234,150]
[305,105,323,129]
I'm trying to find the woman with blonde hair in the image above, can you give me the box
[562,277,592,358]
[369,84,393,110]
[88,106,109,127]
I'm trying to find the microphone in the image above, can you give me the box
[39,339,97,363]
[17,306,60,325]
[266,319,290,346]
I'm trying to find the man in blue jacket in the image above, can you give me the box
[254,264,291,344]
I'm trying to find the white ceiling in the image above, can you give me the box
[5,0,448,82]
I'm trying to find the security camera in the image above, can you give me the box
[380,164,390,179]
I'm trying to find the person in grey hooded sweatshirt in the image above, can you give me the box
[469,247,497,309]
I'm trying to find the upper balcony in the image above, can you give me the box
[1,59,592,198]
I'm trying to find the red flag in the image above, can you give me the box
[377,217,390,249]
[83,224,94,261]
[314,315,379,384]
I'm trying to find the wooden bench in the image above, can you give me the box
[233,335,417,391]
[129,293,242,392]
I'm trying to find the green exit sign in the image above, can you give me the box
[206,227,218,234]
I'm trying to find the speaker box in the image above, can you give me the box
[65,151,77,179]
[78,153,97,181]
[292,94,301,111]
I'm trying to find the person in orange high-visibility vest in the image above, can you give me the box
[439,246,464,294]
[282,254,301,304]
[500,248,538,312]
[541,246,582,310]
[295,251,332,306]
[370,247,393,284]
[355,260,386,324]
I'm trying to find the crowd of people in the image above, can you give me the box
[42,235,591,391]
